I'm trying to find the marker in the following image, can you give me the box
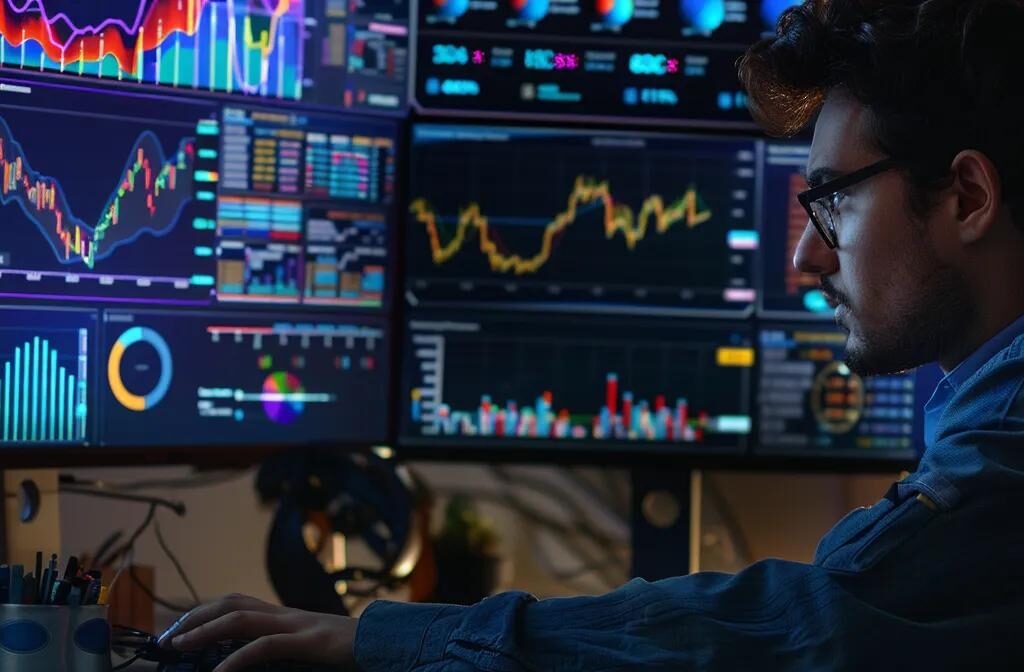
[63,556,79,582]
[83,579,101,606]
[0,566,9,604]
[22,575,37,605]
[9,566,23,605]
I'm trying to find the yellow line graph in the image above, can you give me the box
[409,175,713,275]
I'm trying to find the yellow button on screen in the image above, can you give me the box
[716,347,755,367]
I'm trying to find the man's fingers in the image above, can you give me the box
[212,633,310,672]
[161,595,279,647]
[172,610,298,651]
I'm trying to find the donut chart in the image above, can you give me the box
[511,0,549,22]
[679,0,725,33]
[596,0,633,27]
[434,0,470,20]
[107,326,173,412]
[262,371,306,424]
[810,361,864,434]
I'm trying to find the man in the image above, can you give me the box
[162,0,1024,668]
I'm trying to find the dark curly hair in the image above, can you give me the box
[739,0,1024,221]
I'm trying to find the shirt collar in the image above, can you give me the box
[924,311,1024,420]
[944,312,1024,392]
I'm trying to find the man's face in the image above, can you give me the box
[795,92,974,375]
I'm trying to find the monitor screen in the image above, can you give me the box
[0,0,410,114]
[400,122,927,461]
[400,122,764,455]
[0,77,396,453]
[757,324,918,459]
[414,0,799,125]
[758,142,835,318]
[400,310,755,454]
[405,123,759,317]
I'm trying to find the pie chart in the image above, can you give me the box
[262,371,305,424]
[596,0,633,27]
[434,0,470,20]
[679,0,725,33]
[761,0,802,29]
[511,0,549,22]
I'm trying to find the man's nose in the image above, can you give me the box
[792,220,839,276]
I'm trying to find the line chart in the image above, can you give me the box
[405,124,759,314]
[410,175,712,275]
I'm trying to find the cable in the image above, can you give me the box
[154,516,201,606]
[112,654,142,670]
[489,466,629,579]
[129,564,194,613]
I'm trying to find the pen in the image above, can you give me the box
[39,568,53,604]
[34,552,42,592]
[0,565,9,604]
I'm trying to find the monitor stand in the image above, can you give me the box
[631,469,701,580]
[0,469,63,567]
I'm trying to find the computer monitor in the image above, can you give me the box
[414,0,801,125]
[397,121,927,464]
[0,1,410,114]
[0,75,398,463]
[399,122,760,456]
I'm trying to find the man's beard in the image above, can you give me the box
[842,261,974,377]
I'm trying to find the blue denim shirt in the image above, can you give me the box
[356,318,1024,670]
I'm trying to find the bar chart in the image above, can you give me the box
[0,307,94,444]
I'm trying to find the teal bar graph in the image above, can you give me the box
[49,349,57,441]
[0,325,89,444]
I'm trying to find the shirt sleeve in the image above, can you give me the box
[354,559,861,672]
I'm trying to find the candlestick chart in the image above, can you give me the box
[405,124,758,315]
[1,119,195,269]
[0,82,219,303]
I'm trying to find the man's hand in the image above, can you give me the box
[158,593,358,672]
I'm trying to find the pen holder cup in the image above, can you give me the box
[0,605,111,672]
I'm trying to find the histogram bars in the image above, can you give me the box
[1,328,88,443]
[0,0,305,100]
[409,333,752,443]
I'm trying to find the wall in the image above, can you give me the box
[11,462,903,633]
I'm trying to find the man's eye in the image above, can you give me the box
[829,192,846,210]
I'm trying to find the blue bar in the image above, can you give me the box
[40,340,48,441]
[58,368,65,442]
[49,350,57,442]
[12,347,19,442]
[31,336,39,442]
[3,361,10,442]
[67,374,74,442]
[21,343,29,441]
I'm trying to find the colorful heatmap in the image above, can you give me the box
[0,116,197,269]
[410,175,713,276]
[0,0,305,99]
[411,372,750,442]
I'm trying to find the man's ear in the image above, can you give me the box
[949,149,1002,244]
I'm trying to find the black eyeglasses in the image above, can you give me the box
[797,157,900,249]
